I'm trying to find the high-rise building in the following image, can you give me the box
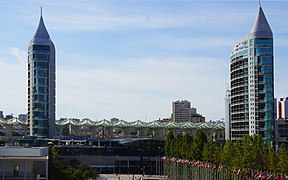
[172,100,205,123]
[229,3,274,143]
[27,10,55,138]
[276,97,288,119]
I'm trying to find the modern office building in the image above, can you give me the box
[27,11,56,138]
[229,3,274,143]
[171,100,205,123]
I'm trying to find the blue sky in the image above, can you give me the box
[0,0,287,121]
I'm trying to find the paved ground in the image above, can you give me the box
[96,174,168,180]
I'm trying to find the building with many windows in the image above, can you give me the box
[171,100,205,123]
[27,11,55,138]
[229,3,274,143]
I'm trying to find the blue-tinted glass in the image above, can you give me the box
[38,120,48,126]
[264,84,273,92]
[33,54,49,61]
[250,48,254,56]
[33,45,50,51]
[263,75,272,82]
[256,48,272,56]
[264,112,273,120]
[37,86,47,94]
[35,70,47,77]
[265,103,273,111]
[39,95,46,102]
[261,66,272,74]
[38,129,48,136]
[265,94,273,101]
[250,39,253,46]
[254,39,273,47]
[36,62,48,68]
[36,78,46,86]
[260,57,272,65]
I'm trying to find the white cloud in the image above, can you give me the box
[57,56,226,121]
[9,47,26,66]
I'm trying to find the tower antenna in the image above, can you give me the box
[41,6,43,17]
[258,0,261,7]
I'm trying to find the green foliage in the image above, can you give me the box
[191,130,207,161]
[203,140,217,163]
[164,131,288,176]
[221,140,235,168]
[164,131,174,157]
[267,144,279,173]
[48,147,98,180]
[278,143,288,174]
[232,140,242,168]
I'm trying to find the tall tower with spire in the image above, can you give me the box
[27,9,55,138]
[229,2,274,144]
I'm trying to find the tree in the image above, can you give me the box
[180,133,192,159]
[254,135,267,170]
[164,131,174,157]
[221,140,235,168]
[48,146,98,180]
[232,140,243,168]
[267,143,279,173]
[190,130,207,161]
[278,143,288,174]
[203,140,217,163]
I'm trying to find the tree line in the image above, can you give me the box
[164,130,288,175]
[49,147,99,180]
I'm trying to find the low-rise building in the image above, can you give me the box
[0,147,48,180]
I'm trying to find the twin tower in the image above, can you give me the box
[27,11,55,138]
[27,3,275,141]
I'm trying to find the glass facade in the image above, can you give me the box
[254,38,274,144]
[230,4,274,143]
[29,45,51,137]
[28,15,55,138]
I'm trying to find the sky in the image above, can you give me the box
[0,0,287,122]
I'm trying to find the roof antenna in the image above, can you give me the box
[258,0,261,7]
[41,6,43,17]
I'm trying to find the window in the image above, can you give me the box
[254,39,273,47]
[260,57,272,65]
[35,61,49,69]
[33,54,49,61]
[33,45,50,51]
[255,48,272,56]
[13,165,19,176]
[263,75,272,82]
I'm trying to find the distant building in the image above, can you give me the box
[229,3,274,143]
[171,100,205,123]
[276,97,288,119]
[18,114,28,121]
[27,10,56,138]
[5,114,14,120]
[110,118,120,123]
[0,111,3,119]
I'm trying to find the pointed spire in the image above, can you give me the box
[250,3,272,38]
[34,7,50,39]
[258,0,261,7]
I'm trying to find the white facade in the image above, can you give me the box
[172,100,204,123]
[276,97,288,119]
[0,147,48,180]
[224,90,231,140]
